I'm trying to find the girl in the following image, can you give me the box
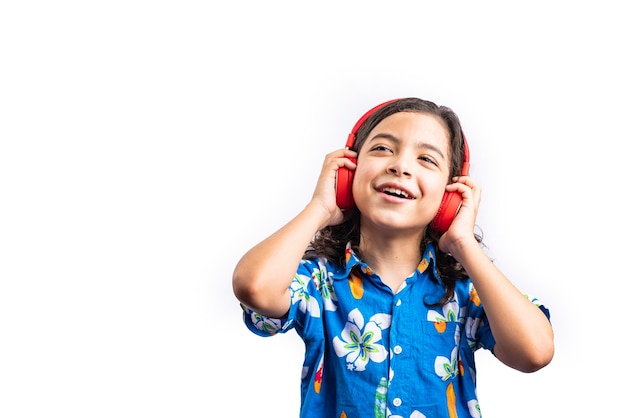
[232,97,554,417]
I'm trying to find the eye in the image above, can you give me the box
[418,155,439,167]
[370,144,392,153]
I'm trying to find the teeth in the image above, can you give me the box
[382,187,409,198]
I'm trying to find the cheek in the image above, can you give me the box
[417,175,450,216]
[350,167,367,198]
[350,164,379,204]
[426,177,448,203]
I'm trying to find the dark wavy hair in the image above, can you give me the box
[304,97,484,306]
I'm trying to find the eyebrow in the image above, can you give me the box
[369,133,446,159]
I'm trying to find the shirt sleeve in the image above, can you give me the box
[241,259,322,337]
[525,293,551,321]
[465,284,495,352]
[468,289,551,353]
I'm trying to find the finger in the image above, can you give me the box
[451,175,474,186]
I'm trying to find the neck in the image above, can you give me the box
[359,229,424,292]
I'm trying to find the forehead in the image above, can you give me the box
[367,111,450,149]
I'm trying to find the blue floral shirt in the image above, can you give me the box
[242,242,550,418]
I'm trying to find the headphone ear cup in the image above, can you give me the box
[336,160,355,209]
[432,191,462,232]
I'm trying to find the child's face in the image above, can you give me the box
[352,111,451,232]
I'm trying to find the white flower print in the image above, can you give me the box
[332,308,391,371]
[464,316,481,350]
[435,346,459,381]
[468,399,481,417]
[387,410,426,418]
[291,272,320,318]
[247,308,283,334]
[312,263,338,312]
[435,324,461,381]
[427,291,465,323]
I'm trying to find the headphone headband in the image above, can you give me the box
[345,99,401,149]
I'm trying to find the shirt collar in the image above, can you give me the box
[334,241,439,282]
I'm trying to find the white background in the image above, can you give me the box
[1,1,624,416]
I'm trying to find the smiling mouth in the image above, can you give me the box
[380,187,415,199]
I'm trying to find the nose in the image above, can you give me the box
[387,155,412,177]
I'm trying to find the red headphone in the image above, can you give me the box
[335,99,470,232]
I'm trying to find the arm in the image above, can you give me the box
[440,177,554,373]
[232,148,357,318]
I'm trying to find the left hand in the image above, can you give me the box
[438,175,482,255]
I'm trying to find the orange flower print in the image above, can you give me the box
[349,272,364,299]
[469,286,480,307]
[417,256,429,273]
[314,357,324,394]
[434,321,447,333]
[446,382,458,418]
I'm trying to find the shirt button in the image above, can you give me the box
[393,345,402,354]
[393,397,402,407]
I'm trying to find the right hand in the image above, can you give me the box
[310,148,358,227]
